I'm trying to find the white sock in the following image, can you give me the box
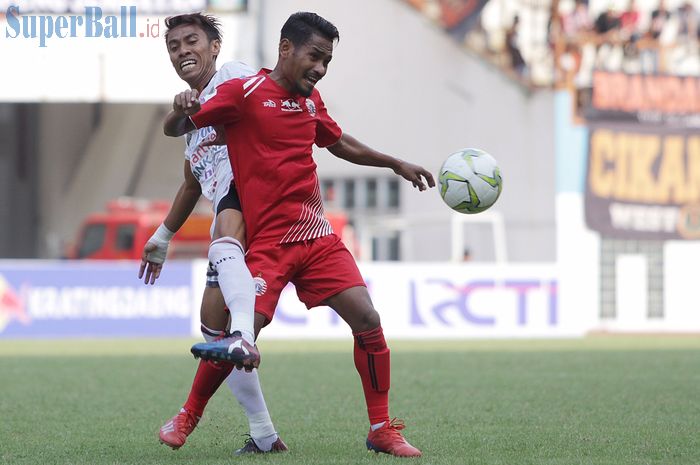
[202,327,278,450]
[227,369,278,451]
[201,324,225,342]
[208,237,255,343]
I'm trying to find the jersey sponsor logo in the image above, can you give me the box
[280,99,302,112]
[263,99,276,108]
[253,276,267,296]
[189,146,227,186]
[305,99,316,117]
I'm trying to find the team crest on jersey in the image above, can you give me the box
[281,99,302,112]
[253,276,268,296]
[305,99,316,117]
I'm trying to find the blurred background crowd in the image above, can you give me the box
[407,0,699,88]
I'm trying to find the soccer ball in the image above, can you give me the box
[438,148,502,214]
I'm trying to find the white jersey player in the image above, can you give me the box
[140,13,286,455]
[183,60,253,237]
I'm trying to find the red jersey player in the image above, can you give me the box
[144,14,286,454]
[166,12,435,458]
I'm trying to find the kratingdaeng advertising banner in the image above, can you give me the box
[1,260,578,339]
[0,261,193,338]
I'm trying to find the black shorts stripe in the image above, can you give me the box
[216,181,242,214]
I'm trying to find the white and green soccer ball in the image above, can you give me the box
[438,148,502,214]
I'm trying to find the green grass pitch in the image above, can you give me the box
[1,337,699,465]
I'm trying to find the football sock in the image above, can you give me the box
[181,325,231,418]
[183,359,234,418]
[201,323,225,341]
[208,237,255,343]
[227,368,278,450]
[353,326,391,426]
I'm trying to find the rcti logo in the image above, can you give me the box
[409,279,558,327]
[4,5,161,48]
[0,274,30,333]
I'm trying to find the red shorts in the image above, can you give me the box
[245,233,366,324]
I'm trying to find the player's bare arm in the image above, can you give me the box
[327,133,436,191]
[139,161,202,284]
[164,89,201,136]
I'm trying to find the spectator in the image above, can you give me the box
[462,248,472,262]
[593,6,621,68]
[620,0,641,57]
[619,0,640,40]
[640,0,671,73]
[677,1,699,42]
[552,0,592,87]
[561,0,593,40]
[649,0,671,40]
[594,6,620,38]
[505,15,527,79]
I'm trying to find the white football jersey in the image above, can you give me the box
[184,61,255,204]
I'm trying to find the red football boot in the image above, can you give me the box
[366,418,422,457]
[158,409,200,449]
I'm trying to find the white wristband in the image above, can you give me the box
[152,224,175,244]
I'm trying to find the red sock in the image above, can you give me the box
[183,360,234,418]
[353,326,391,425]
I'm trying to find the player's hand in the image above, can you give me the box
[139,241,168,285]
[394,161,436,191]
[200,125,227,147]
[173,89,201,116]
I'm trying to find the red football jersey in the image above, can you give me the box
[191,69,342,246]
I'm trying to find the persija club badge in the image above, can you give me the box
[305,99,316,117]
[253,276,267,296]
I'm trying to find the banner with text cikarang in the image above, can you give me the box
[584,71,700,240]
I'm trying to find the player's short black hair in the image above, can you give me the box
[164,13,222,43]
[280,12,339,46]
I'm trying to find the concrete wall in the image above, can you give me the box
[37,104,97,257]
[0,104,39,258]
[34,104,184,256]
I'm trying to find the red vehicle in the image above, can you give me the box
[68,198,212,260]
[69,198,357,260]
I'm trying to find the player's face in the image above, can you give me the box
[166,24,220,86]
[285,33,333,97]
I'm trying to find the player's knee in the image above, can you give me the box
[208,236,244,264]
[355,308,381,333]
